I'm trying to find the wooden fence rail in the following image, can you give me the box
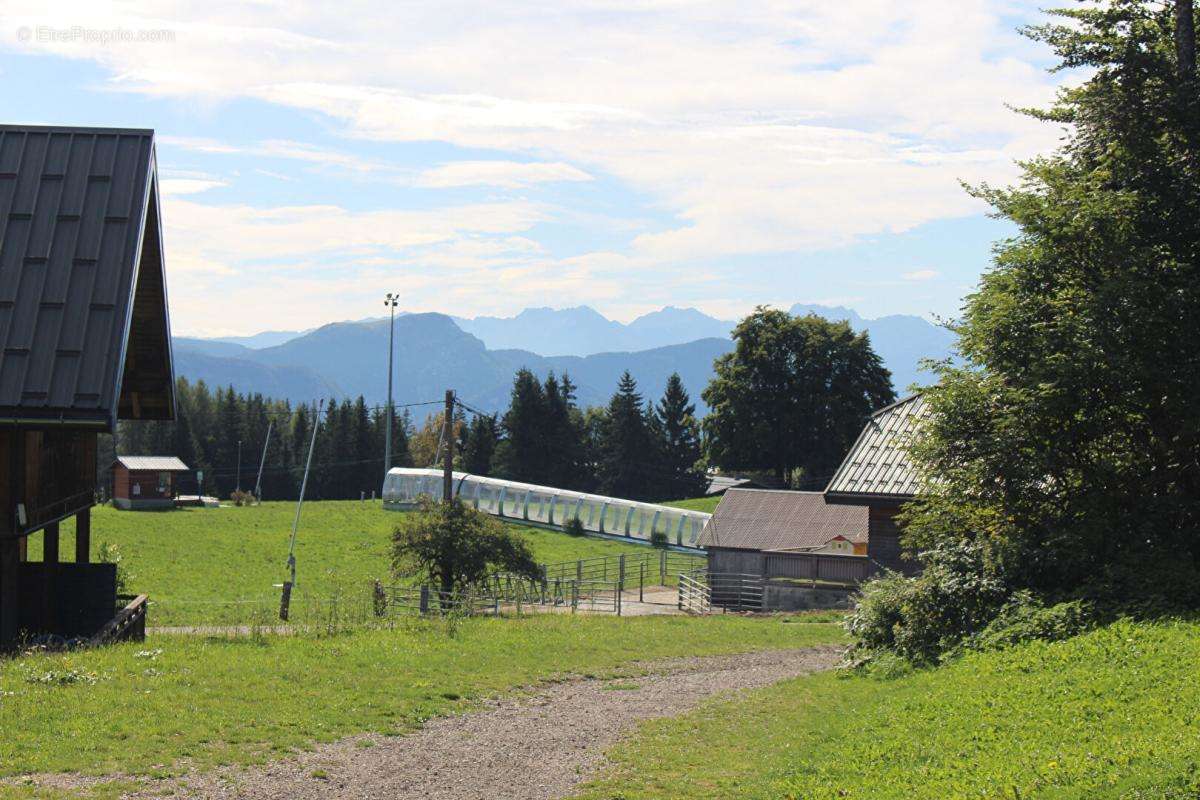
[762,551,875,586]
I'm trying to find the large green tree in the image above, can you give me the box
[703,308,895,486]
[905,0,1200,604]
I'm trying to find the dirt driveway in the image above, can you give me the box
[126,645,841,799]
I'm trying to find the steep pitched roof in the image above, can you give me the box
[0,124,175,430]
[825,394,930,500]
[114,455,189,471]
[699,488,868,551]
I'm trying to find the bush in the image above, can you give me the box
[562,518,586,537]
[96,541,132,595]
[650,530,669,549]
[230,489,255,506]
[846,539,1011,665]
[965,592,1096,653]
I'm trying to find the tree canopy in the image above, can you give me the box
[391,498,540,596]
[702,308,895,487]
[904,0,1200,605]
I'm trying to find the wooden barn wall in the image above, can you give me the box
[867,504,918,574]
[0,429,97,538]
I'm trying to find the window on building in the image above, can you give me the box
[158,472,170,493]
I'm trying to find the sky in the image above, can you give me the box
[0,1,1072,337]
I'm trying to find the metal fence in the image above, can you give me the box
[539,551,705,587]
[677,570,764,613]
[383,578,623,616]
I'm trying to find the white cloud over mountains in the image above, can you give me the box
[2,0,1069,333]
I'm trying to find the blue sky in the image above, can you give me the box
[0,2,1066,336]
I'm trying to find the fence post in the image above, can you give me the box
[616,582,622,616]
[618,554,625,591]
[419,585,430,615]
[660,549,667,585]
[639,562,644,603]
[571,582,578,614]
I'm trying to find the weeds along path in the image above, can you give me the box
[132,646,842,800]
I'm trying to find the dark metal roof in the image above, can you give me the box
[114,455,189,471]
[0,124,175,430]
[699,488,868,551]
[825,394,930,499]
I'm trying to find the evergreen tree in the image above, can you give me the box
[597,371,655,500]
[497,369,548,482]
[655,373,707,499]
[461,413,500,476]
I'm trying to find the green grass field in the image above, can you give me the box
[25,502,657,626]
[661,496,720,513]
[571,618,1200,800]
[0,615,845,798]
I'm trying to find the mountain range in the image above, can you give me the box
[172,305,954,414]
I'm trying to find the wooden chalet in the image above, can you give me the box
[823,393,930,574]
[0,124,174,649]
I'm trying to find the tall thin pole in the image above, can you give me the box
[253,419,273,502]
[236,439,242,493]
[442,389,454,503]
[280,400,322,621]
[383,293,399,480]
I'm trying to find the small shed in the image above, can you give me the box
[701,488,869,575]
[824,393,931,574]
[112,456,189,510]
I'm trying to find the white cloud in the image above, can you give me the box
[159,178,227,195]
[416,161,592,188]
[3,0,1071,327]
[902,269,940,281]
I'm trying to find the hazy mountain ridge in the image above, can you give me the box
[172,304,953,412]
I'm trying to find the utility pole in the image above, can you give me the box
[254,419,273,502]
[236,439,242,493]
[442,389,454,503]
[281,399,322,621]
[383,292,400,481]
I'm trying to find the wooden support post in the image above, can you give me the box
[660,549,667,585]
[442,390,454,503]
[0,537,18,650]
[43,521,59,632]
[75,507,90,563]
[639,562,645,603]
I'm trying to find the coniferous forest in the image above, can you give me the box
[115,310,890,502]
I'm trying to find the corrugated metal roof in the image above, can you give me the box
[0,124,174,429]
[705,475,760,495]
[825,394,930,499]
[115,455,189,471]
[699,488,868,551]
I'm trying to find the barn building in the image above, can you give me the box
[0,124,175,649]
[823,394,930,575]
[111,456,189,510]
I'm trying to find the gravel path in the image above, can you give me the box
[127,645,842,800]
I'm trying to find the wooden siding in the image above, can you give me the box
[0,429,96,538]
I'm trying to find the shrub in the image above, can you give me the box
[965,592,1096,653]
[846,539,1012,665]
[230,489,255,506]
[96,541,132,595]
[650,530,669,549]
[562,518,586,537]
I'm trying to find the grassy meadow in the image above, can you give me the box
[25,501,656,626]
[571,618,1200,800]
[662,496,721,513]
[0,614,845,798]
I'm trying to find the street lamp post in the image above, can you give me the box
[383,293,400,480]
